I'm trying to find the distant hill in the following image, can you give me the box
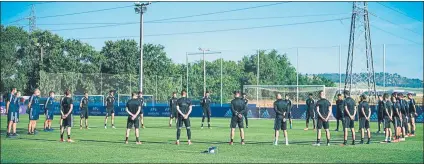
[317,72,423,88]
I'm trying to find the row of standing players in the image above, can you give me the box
[4,87,419,145]
[302,90,418,146]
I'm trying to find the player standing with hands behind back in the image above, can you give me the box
[229,91,247,145]
[304,93,316,131]
[125,92,142,144]
[343,90,357,145]
[358,95,371,144]
[313,90,331,146]
[273,93,289,146]
[201,91,212,129]
[176,90,193,145]
[169,92,178,127]
[104,90,116,129]
[28,89,41,135]
[60,89,74,142]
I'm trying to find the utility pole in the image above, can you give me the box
[29,4,36,32]
[134,2,151,93]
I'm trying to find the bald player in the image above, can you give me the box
[229,91,246,145]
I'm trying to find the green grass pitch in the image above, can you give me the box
[1,115,423,163]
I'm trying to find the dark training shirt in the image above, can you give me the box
[274,99,289,118]
[358,101,370,118]
[344,97,356,116]
[126,98,141,115]
[306,98,315,112]
[106,96,115,109]
[231,97,246,117]
[169,97,178,110]
[316,98,331,118]
[177,97,192,115]
[61,97,74,114]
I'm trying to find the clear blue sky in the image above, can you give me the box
[1,1,423,80]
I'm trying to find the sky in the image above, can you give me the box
[1,1,423,80]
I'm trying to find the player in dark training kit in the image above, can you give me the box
[242,93,249,128]
[304,93,316,131]
[377,95,384,133]
[201,91,212,129]
[343,90,357,145]
[169,92,178,127]
[382,93,393,143]
[60,90,74,142]
[284,95,293,129]
[138,91,145,129]
[104,90,116,129]
[407,93,417,136]
[398,93,409,141]
[28,89,41,135]
[273,93,289,146]
[80,92,90,129]
[5,87,17,131]
[6,88,18,137]
[358,95,371,144]
[391,96,401,142]
[313,90,331,146]
[335,94,345,132]
[125,93,142,144]
[176,90,193,145]
[44,91,55,131]
[229,91,247,145]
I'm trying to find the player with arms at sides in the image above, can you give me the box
[169,92,178,127]
[5,87,17,131]
[304,93,316,131]
[313,90,332,146]
[137,91,146,129]
[60,89,74,142]
[229,91,247,145]
[334,94,345,132]
[343,90,357,145]
[273,93,289,146]
[104,90,116,129]
[381,93,393,143]
[358,95,371,144]
[125,92,142,144]
[284,95,293,129]
[175,90,193,145]
[6,88,19,137]
[407,93,417,136]
[398,93,409,140]
[44,91,56,132]
[28,89,41,135]
[242,93,249,128]
[391,96,401,142]
[376,95,385,134]
[79,92,90,129]
[201,91,212,129]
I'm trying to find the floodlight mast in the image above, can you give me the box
[134,2,151,92]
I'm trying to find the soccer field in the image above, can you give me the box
[1,115,423,163]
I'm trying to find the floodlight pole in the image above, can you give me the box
[135,2,151,93]
[186,52,189,97]
[220,54,223,106]
[296,48,299,108]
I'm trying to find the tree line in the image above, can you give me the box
[0,25,335,103]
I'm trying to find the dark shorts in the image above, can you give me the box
[177,116,191,129]
[274,117,287,130]
[139,108,144,115]
[393,117,401,127]
[317,118,329,129]
[170,109,178,118]
[287,112,292,119]
[7,111,19,123]
[306,111,315,120]
[127,116,140,129]
[401,115,408,128]
[344,117,355,129]
[202,108,211,116]
[106,108,114,116]
[45,109,54,120]
[378,112,384,121]
[359,117,370,129]
[80,108,89,119]
[62,115,72,128]
[29,108,40,120]
[230,116,244,128]
[383,117,391,129]
[336,112,343,120]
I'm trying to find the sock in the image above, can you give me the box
[125,137,128,141]
[286,137,288,143]
[241,139,244,142]
[141,124,144,127]
[231,139,234,142]
[60,134,63,139]
[317,139,320,143]
[412,130,415,134]
[361,138,364,142]
[327,139,330,144]
[68,135,71,139]
[112,124,114,127]
[344,139,347,143]
[136,137,139,142]
[187,128,191,140]
[368,138,371,142]
[177,129,181,140]
[104,124,106,127]
[336,120,339,129]
[208,122,210,127]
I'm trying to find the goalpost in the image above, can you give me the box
[243,85,339,119]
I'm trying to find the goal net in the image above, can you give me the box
[243,85,340,119]
[117,94,154,106]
